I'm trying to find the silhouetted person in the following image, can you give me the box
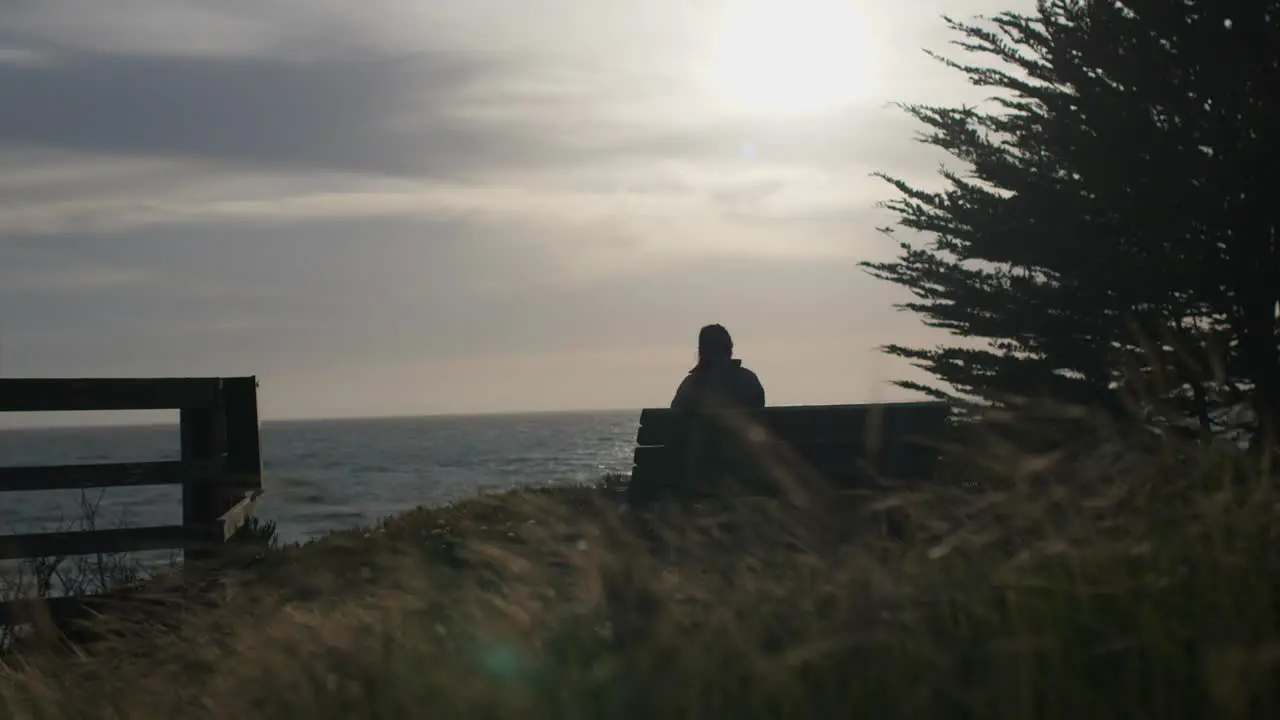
[670,324,765,412]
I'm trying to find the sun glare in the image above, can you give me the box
[708,0,876,117]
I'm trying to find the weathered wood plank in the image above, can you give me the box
[0,525,218,562]
[632,440,875,468]
[0,378,222,412]
[223,377,263,491]
[637,449,939,478]
[215,490,262,541]
[0,458,223,493]
[635,402,950,447]
[629,463,872,493]
[181,400,226,565]
[632,450,875,481]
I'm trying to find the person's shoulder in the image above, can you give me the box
[734,363,762,383]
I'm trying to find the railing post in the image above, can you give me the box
[223,377,262,495]
[181,380,226,570]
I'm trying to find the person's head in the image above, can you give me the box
[697,323,734,364]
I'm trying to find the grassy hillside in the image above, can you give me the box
[0,411,1276,719]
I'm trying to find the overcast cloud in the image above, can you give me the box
[0,0,1026,426]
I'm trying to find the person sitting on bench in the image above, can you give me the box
[670,324,765,412]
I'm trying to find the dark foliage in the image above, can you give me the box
[863,0,1280,444]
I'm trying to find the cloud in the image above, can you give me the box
[0,0,1029,421]
[0,50,577,177]
[0,8,960,186]
[0,44,50,66]
[0,214,933,401]
[0,0,975,246]
[0,0,716,62]
[0,0,308,58]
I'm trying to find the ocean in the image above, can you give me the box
[0,411,639,545]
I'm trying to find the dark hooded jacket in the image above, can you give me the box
[670,358,765,411]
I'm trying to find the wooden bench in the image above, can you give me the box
[627,402,951,504]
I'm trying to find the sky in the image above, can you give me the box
[0,0,1025,427]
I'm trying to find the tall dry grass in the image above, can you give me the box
[0,404,1275,719]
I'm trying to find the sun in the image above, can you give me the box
[707,0,876,117]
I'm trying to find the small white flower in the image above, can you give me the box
[576,539,589,552]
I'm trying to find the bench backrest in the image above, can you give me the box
[628,402,951,502]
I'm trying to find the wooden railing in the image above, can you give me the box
[0,377,264,626]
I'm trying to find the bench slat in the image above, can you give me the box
[629,463,873,496]
[636,402,949,447]
[633,441,921,468]
[633,445,935,481]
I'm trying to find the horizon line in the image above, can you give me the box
[0,406,646,432]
